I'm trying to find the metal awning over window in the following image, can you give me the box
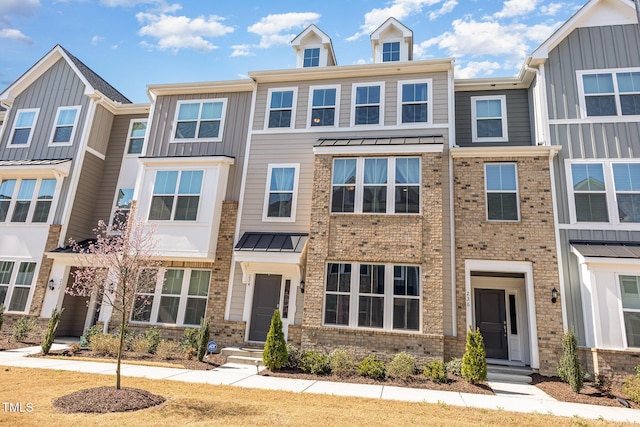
[315,135,443,147]
[235,232,308,253]
[570,241,640,259]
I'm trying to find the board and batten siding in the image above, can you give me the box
[0,58,90,161]
[145,91,252,201]
[252,71,450,131]
[455,89,532,147]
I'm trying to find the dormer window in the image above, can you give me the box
[370,18,412,64]
[303,48,320,67]
[382,42,400,62]
[291,24,336,68]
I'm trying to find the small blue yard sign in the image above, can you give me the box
[207,341,218,353]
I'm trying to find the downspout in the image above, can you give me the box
[448,66,457,337]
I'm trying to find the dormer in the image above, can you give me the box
[292,24,337,68]
[370,18,413,63]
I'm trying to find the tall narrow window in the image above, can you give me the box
[324,263,351,326]
[183,270,210,325]
[331,159,357,213]
[303,48,320,67]
[10,109,39,146]
[400,82,428,123]
[472,96,508,142]
[9,262,35,312]
[310,87,337,127]
[363,158,387,213]
[32,179,56,223]
[132,269,158,322]
[11,179,36,223]
[571,163,608,222]
[267,90,295,128]
[617,72,640,115]
[112,188,134,226]
[485,163,519,221]
[613,163,640,223]
[264,165,298,220]
[358,264,385,328]
[158,269,183,324]
[393,266,420,330]
[395,157,420,213]
[127,120,147,154]
[382,42,400,62]
[0,261,14,307]
[620,275,640,348]
[50,106,80,144]
[353,84,382,126]
[0,180,16,222]
[174,100,225,140]
[148,170,203,221]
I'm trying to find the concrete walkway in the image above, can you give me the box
[1,344,639,424]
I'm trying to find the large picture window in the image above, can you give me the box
[485,163,519,221]
[173,99,226,141]
[0,178,56,224]
[579,69,640,117]
[148,170,203,221]
[0,261,37,313]
[263,164,299,221]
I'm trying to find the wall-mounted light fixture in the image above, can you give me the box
[48,279,56,291]
[551,287,558,304]
[300,280,305,294]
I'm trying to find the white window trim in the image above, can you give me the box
[108,187,134,228]
[0,177,59,224]
[262,163,300,223]
[8,108,40,148]
[381,40,402,62]
[615,273,640,350]
[147,169,204,222]
[350,82,385,127]
[0,260,39,314]
[302,46,321,68]
[484,162,520,222]
[322,262,422,333]
[565,158,640,226]
[330,156,421,215]
[396,79,432,126]
[48,106,81,147]
[124,118,148,157]
[577,67,640,119]
[264,87,298,130]
[171,98,227,143]
[306,84,341,129]
[130,267,211,327]
[471,95,508,143]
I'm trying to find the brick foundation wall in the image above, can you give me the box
[287,324,302,347]
[1,314,49,342]
[579,347,640,383]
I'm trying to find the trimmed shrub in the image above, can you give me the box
[300,350,330,375]
[329,348,358,378]
[89,333,120,357]
[446,358,463,377]
[357,354,386,380]
[144,327,162,354]
[263,310,288,371]
[461,327,487,385]
[387,352,416,380]
[41,308,64,355]
[12,316,38,342]
[156,340,179,360]
[284,344,301,370]
[196,317,210,362]
[179,328,198,356]
[81,324,102,348]
[557,329,583,393]
[424,360,449,383]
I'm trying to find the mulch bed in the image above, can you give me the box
[52,386,165,413]
[531,374,638,409]
[0,340,40,351]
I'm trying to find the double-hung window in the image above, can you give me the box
[126,120,147,155]
[0,178,56,223]
[331,157,420,214]
[485,163,519,221]
[619,275,640,348]
[382,42,400,62]
[570,163,608,222]
[472,96,508,142]
[352,83,383,126]
[263,164,299,221]
[0,261,37,313]
[324,262,420,331]
[49,106,80,145]
[303,48,320,67]
[32,179,56,223]
[111,188,134,227]
[309,86,338,127]
[148,170,203,221]
[613,163,640,223]
[173,99,226,141]
[267,89,296,128]
[399,80,429,124]
[579,69,640,117]
[132,268,211,326]
[9,109,39,147]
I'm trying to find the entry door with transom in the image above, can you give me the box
[474,288,508,359]
[249,274,282,342]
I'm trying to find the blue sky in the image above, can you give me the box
[0,0,582,103]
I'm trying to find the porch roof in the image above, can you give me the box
[570,241,640,259]
[235,232,308,253]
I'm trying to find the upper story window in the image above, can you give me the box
[303,48,320,67]
[148,170,203,221]
[0,178,56,224]
[331,157,420,214]
[382,42,400,62]
[126,120,147,155]
[173,99,226,142]
[263,164,300,222]
[485,163,519,221]
[308,86,339,127]
[9,109,39,147]
[111,188,134,227]
[49,106,80,145]
[570,163,608,222]
[472,96,508,142]
[267,89,296,129]
[352,83,384,126]
[579,69,640,117]
[0,261,37,313]
[398,80,430,124]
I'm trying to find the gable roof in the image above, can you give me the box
[0,44,131,107]
[370,17,413,60]
[291,24,337,66]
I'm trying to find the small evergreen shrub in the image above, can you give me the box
[89,333,119,357]
[284,344,301,370]
[144,327,162,354]
[196,317,210,362]
[41,308,63,355]
[423,360,449,383]
[80,325,102,348]
[461,327,487,385]
[623,374,640,405]
[357,354,386,380]
[445,358,463,377]
[328,348,358,378]
[387,352,416,380]
[300,350,330,375]
[179,328,198,355]
[12,316,38,342]
[557,329,583,393]
[155,340,179,360]
[263,310,288,371]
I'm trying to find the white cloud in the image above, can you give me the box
[136,13,234,51]
[540,2,566,16]
[347,0,442,41]
[247,12,320,48]
[494,0,541,19]
[231,44,253,57]
[429,0,457,21]
[91,35,105,45]
[0,0,39,17]
[0,28,33,44]
[100,0,181,13]
[455,60,502,79]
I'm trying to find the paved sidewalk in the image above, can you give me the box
[1,344,639,424]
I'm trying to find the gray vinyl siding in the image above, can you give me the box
[0,58,90,160]
[86,105,114,155]
[66,152,105,242]
[252,71,450,130]
[145,91,252,201]
[455,89,532,147]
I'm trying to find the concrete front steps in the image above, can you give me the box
[487,364,534,383]
[220,346,264,366]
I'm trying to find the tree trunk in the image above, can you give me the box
[116,309,126,390]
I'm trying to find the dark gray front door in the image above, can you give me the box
[474,288,508,360]
[249,274,282,342]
